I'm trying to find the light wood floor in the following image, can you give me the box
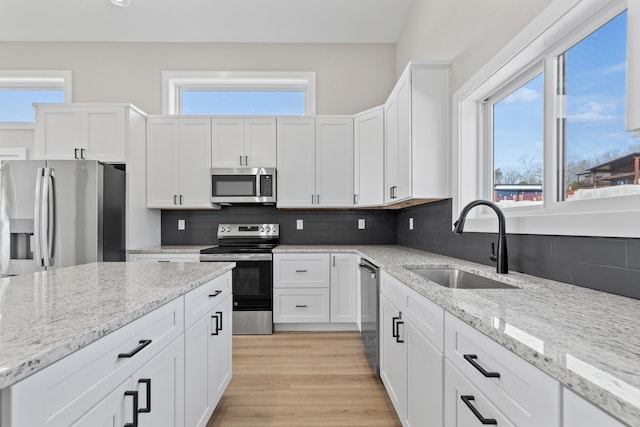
[206,332,402,427]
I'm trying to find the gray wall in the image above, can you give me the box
[397,199,640,300]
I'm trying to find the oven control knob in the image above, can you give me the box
[219,226,225,233]
[272,226,277,233]
[226,226,231,232]
[260,226,266,232]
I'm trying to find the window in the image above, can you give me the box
[0,70,71,127]
[453,0,639,237]
[162,71,316,115]
[490,72,544,207]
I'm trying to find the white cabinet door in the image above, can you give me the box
[147,118,180,208]
[84,107,126,162]
[185,294,232,427]
[384,94,399,204]
[330,253,357,323]
[244,118,276,167]
[628,0,639,133]
[70,378,132,427]
[134,336,185,427]
[354,107,384,207]
[276,118,316,207]
[379,294,407,421]
[209,294,233,404]
[35,107,83,160]
[315,118,354,207]
[406,319,443,427]
[563,388,625,427]
[396,76,412,202]
[178,118,212,208]
[211,118,244,167]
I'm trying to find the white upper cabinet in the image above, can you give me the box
[276,117,354,208]
[384,62,450,206]
[147,117,212,209]
[628,1,639,133]
[211,117,276,168]
[35,104,129,162]
[354,106,384,207]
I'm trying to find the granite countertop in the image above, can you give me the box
[0,261,234,390]
[274,245,640,426]
[128,245,215,254]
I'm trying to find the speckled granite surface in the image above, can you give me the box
[0,261,233,390]
[128,245,215,254]
[275,245,640,426]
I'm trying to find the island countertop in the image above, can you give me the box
[273,245,640,426]
[0,261,234,390]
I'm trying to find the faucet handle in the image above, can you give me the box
[489,242,497,262]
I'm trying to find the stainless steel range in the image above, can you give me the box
[200,224,279,335]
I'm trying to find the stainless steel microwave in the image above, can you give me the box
[210,168,276,204]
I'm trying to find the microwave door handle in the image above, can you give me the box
[34,168,44,266]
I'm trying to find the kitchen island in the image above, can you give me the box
[0,261,234,427]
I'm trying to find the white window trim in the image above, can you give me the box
[162,71,316,115]
[452,0,639,238]
[0,70,72,130]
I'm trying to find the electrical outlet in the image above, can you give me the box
[296,219,304,230]
[409,218,414,230]
[178,219,185,230]
[358,219,366,229]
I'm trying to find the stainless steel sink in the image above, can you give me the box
[405,267,519,289]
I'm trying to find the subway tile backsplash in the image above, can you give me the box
[161,199,640,300]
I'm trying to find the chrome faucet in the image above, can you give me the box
[453,200,508,274]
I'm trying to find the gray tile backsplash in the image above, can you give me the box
[161,199,640,300]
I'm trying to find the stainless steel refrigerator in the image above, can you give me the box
[0,160,125,275]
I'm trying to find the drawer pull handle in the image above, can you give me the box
[157,260,170,263]
[209,290,222,298]
[464,354,501,378]
[295,304,308,308]
[295,269,308,273]
[124,390,139,427]
[460,395,497,425]
[118,339,152,358]
[138,378,151,413]
[392,315,404,343]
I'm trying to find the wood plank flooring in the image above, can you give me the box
[206,332,402,427]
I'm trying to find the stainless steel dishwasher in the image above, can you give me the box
[358,258,379,375]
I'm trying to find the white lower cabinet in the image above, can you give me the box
[379,294,407,421]
[563,388,626,427]
[185,294,233,427]
[273,252,357,326]
[70,378,133,427]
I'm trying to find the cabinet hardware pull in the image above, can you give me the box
[216,311,223,332]
[157,260,170,263]
[316,194,320,204]
[124,390,139,427]
[74,148,79,159]
[211,312,223,335]
[209,290,222,297]
[333,256,336,267]
[354,194,358,204]
[245,155,248,166]
[118,339,152,358]
[179,195,183,205]
[295,269,307,273]
[389,187,393,198]
[138,378,151,413]
[211,314,219,335]
[295,304,308,308]
[460,395,497,425]
[311,194,314,205]
[396,320,404,343]
[80,148,86,159]
[174,195,177,205]
[392,316,399,338]
[239,155,243,166]
[463,354,501,378]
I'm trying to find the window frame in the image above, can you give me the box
[0,70,72,129]
[162,71,316,116]
[452,0,638,237]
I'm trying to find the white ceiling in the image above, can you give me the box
[0,0,414,43]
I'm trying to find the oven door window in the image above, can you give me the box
[212,175,257,197]
[232,261,272,310]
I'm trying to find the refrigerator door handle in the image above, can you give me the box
[41,167,56,267]
[34,168,45,266]
[47,168,57,265]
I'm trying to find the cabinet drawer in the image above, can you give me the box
[444,360,514,427]
[274,253,330,288]
[5,298,184,427]
[273,288,330,323]
[444,313,560,427]
[184,271,232,329]
[379,271,406,309]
